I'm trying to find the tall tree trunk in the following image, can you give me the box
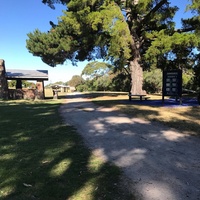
[130,58,146,95]
[129,36,146,95]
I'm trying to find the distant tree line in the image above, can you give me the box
[8,80,36,89]
[58,61,195,94]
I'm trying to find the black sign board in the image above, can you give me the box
[162,70,182,101]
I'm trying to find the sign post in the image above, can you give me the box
[162,70,182,104]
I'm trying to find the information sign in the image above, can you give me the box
[162,70,182,104]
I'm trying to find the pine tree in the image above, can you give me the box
[26,0,200,94]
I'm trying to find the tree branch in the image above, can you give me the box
[176,27,195,33]
[141,0,168,26]
[135,0,168,37]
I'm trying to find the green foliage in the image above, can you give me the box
[42,0,69,9]
[144,32,199,70]
[7,80,35,88]
[193,61,200,91]
[111,72,130,92]
[26,0,132,68]
[182,69,195,90]
[143,69,162,93]
[26,27,77,67]
[81,61,112,79]
[92,75,112,91]
[76,83,89,92]
[27,0,200,92]
[76,61,130,92]
[53,81,66,85]
[7,80,16,88]
[143,69,195,93]
[22,80,36,88]
[68,75,84,87]
[79,61,113,91]
[45,81,68,88]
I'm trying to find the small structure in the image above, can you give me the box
[6,69,48,99]
[51,85,61,99]
[59,85,70,93]
[50,84,75,99]
[0,59,48,100]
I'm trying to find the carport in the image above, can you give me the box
[6,69,48,99]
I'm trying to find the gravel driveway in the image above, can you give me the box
[59,93,200,200]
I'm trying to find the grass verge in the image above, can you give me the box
[0,100,133,200]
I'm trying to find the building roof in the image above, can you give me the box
[6,69,48,81]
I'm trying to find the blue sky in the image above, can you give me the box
[0,0,87,85]
[0,0,192,85]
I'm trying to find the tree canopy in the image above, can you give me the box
[68,75,84,87]
[26,0,200,93]
[81,61,113,79]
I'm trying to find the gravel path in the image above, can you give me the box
[59,93,200,200]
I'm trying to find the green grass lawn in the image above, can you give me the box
[0,100,133,200]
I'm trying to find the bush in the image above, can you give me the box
[143,69,162,93]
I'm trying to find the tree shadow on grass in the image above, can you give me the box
[182,106,200,119]
[94,98,200,136]
[44,92,127,100]
[0,102,133,200]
